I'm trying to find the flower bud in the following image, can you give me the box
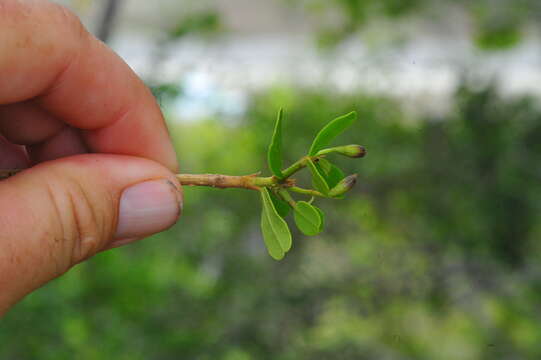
[334,145,367,158]
[328,174,358,197]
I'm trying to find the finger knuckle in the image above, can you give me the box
[45,175,115,267]
[49,2,87,41]
[0,1,87,41]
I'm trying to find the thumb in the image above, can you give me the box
[0,154,182,314]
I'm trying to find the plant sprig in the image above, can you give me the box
[257,109,365,259]
[0,109,366,260]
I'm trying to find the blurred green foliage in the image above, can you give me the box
[170,11,221,40]
[292,0,539,50]
[2,83,541,358]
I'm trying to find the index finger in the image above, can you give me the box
[0,0,178,171]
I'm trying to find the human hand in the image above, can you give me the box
[0,0,182,315]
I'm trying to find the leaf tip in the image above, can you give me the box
[345,111,358,121]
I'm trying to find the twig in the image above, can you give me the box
[177,173,273,191]
[0,169,295,191]
[289,186,326,198]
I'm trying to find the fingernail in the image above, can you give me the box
[105,237,141,250]
[115,179,182,239]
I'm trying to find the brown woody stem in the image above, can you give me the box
[176,173,275,191]
[0,169,292,191]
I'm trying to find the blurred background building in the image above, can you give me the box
[2,1,541,359]
[56,0,541,118]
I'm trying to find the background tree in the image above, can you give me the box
[291,0,541,50]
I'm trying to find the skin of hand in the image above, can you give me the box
[0,0,183,316]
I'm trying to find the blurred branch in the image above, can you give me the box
[97,0,122,43]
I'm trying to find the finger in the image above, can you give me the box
[27,126,88,164]
[0,102,88,164]
[0,154,183,315]
[0,101,64,145]
[0,1,178,171]
[0,135,28,168]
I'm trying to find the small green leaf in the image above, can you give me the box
[314,205,325,232]
[267,108,284,178]
[308,159,330,195]
[317,158,333,173]
[326,165,345,188]
[269,191,291,217]
[309,111,357,156]
[316,159,345,188]
[261,208,284,260]
[261,188,292,254]
[294,201,322,236]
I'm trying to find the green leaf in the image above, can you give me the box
[316,159,345,188]
[309,111,357,156]
[261,208,284,260]
[267,108,284,178]
[316,160,345,198]
[308,159,330,195]
[326,165,345,188]
[294,201,322,236]
[260,188,292,256]
[317,158,332,173]
[314,206,325,232]
[269,191,291,217]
